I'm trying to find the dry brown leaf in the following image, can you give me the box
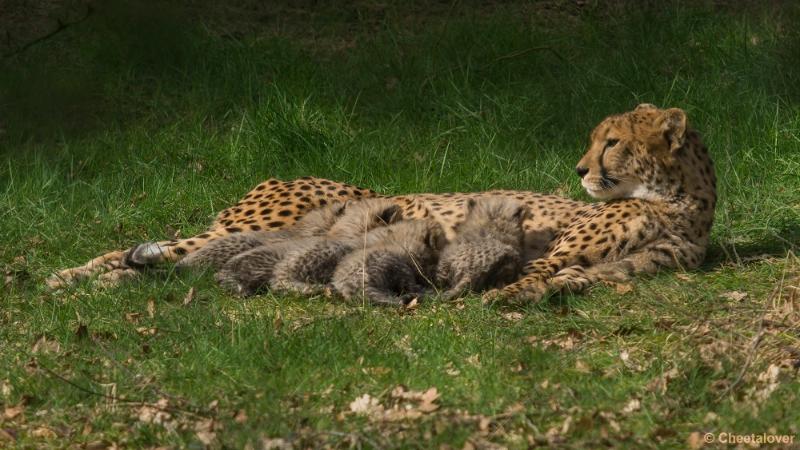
[195,419,216,445]
[538,333,581,351]
[196,430,216,446]
[0,428,16,442]
[675,273,693,282]
[1,380,11,397]
[502,312,524,321]
[84,441,113,450]
[573,309,590,319]
[136,327,158,336]
[612,282,634,295]
[621,398,641,415]
[445,362,460,376]
[183,287,196,306]
[234,409,248,423]
[3,404,24,420]
[575,360,591,373]
[349,393,381,416]
[261,437,293,450]
[362,366,391,376]
[646,368,680,394]
[125,312,141,323]
[749,364,782,403]
[147,298,156,318]
[620,349,645,372]
[137,399,170,425]
[720,291,748,302]
[32,335,60,354]
[31,427,57,439]
[418,388,440,413]
[687,431,704,449]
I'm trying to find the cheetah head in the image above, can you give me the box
[575,103,688,201]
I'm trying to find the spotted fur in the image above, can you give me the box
[213,198,400,296]
[47,105,716,305]
[175,201,348,271]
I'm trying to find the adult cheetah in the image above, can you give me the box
[47,104,716,302]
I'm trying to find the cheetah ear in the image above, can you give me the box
[635,103,657,111]
[465,198,477,212]
[378,205,403,225]
[660,108,687,153]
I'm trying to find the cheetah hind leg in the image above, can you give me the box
[46,239,177,290]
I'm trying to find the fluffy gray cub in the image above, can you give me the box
[436,197,529,300]
[268,198,404,295]
[177,202,347,271]
[332,219,447,306]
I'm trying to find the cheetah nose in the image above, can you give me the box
[575,166,589,178]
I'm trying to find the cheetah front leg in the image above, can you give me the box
[549,240,697,294]
[482,256,571,303]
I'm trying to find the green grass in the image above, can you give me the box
[2,1,800,448]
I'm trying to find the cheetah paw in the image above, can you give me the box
[481,288,507,304]
[126,242,169,267]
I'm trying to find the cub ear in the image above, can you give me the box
[425,226,447,251]
[333,201,349,216]
[465,198,478,212]
[512,204,529,221]
[378,205,403,225]
[660,108,687,153]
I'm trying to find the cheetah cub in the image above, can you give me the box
[219,198,402,296]
[332,219,447,306]
[436,198,529,300]
[268,198,403,295]
[177,202,347,271]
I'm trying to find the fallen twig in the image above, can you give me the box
[37,362,211,419]
[3,6,93,59]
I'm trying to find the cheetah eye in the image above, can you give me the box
[605,139,619,148]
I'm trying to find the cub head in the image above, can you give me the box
[575,103,690,201]
[459,198,529,243]
[328,198,403,237]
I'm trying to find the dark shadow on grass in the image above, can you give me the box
[705,220,800,268]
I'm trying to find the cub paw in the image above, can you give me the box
[214,270,256,298]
